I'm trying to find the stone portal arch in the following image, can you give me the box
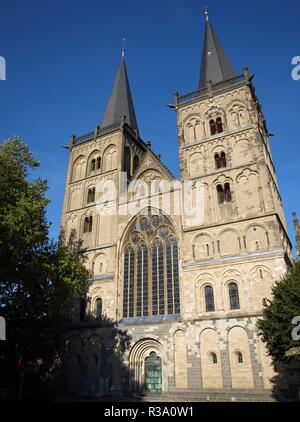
[128,338,168,393]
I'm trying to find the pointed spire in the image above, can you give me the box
[102,52,138,131]
[199,10,236,88]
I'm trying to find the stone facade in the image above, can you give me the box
[59,16,292,397]
[293,213,300,260]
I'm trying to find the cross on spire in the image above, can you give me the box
[122,37,126,59]
[204,8,209,21]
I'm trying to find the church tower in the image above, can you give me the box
[61,52,150,323]
[173,11,292,390]
[59,11,293,399]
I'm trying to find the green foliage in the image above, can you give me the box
[258,261,300,364]
[0,138,90,368]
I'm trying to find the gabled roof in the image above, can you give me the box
[199,12,236,87]
[102,57,139,131]
[133,148,175,181]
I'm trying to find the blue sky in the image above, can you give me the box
[0,0,299,254]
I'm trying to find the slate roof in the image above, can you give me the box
[102,57,139,131]
[199,15,236,87]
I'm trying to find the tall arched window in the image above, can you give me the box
[95,298,102,319]
[124,146,131,176]
[133,155,139,174]
[136,243,148,317]
[235,351,243,363]
[88,151,101,175]
[217,184,225,204]
[210,117,224,136]
[83,217,89,233]
[204,285,215,312]
[220,152,227,168]
[87,187,96,204]
[217,183,232,205]
[224,183,232,202]
[215,153,221,169]
[122,210,180,318]
[152,239,164,316]
[216,117,223,133]
[215,152,227,169]
[209,352,218,364]
[83,216,93,233]
[166,236,180,315]
[123,245,135,318]
[229,282,240,310]
[210,119,217,136]
[206,243,210,257]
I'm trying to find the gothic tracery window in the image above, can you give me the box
[122,210,180,318]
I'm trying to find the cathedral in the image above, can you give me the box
[60,12,293,398]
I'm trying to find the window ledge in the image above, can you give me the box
[120,314,182,325]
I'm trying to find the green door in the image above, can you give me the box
[145,352,162,393]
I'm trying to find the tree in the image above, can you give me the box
[257,261,300,364]
[0,138,90,391]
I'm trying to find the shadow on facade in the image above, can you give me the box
[47,312,138,401]
[270,361,300,402]
[1,315,150,402]
[52,314,166,402]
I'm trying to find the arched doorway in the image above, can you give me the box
[144,352,162,393]
[128,338,167,393]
